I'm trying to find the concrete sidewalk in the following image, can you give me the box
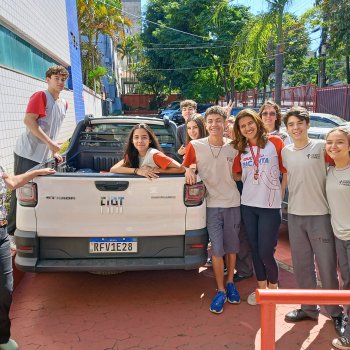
[10,225,340,350]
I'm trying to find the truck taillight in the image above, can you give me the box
[17,183,37,207]
[184,182,206,207]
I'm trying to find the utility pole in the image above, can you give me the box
[318,30,327,88]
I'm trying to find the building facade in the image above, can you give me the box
[0,0,95,171]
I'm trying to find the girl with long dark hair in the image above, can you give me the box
[110,123,184,179]
[232,109,287,305]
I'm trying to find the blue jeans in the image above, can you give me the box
[0,227,13,344]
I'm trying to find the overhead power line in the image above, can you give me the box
[139,36,321,71]
[98,0,211,41]
[98,0,316,47]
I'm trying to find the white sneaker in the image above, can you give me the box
[332,337,350,350]
[0,339,19,350]
[247,291,257,306]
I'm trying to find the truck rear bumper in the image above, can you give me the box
[17,256,206,272]
[14,228,208,272]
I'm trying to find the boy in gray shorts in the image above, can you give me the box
[183,106,241,314]
[282,106,346,335]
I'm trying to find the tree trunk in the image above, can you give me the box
[230,77,235,102]
[223,74,229,102]
[263,83,267,102]
[346,55,350,84]
[274,9,284,106]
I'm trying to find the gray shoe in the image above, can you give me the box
[0,339,19,350]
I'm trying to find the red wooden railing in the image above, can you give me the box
[256,289,350,350]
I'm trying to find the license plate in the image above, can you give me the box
[89,237,137,253]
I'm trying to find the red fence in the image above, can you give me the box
[235,84,350,120]
[315,85,350,121]
[121,85,350,121]
[278,85,315,110]
[121,94,180,112]
[234,85,315,111]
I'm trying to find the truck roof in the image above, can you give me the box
[85,115,173,127]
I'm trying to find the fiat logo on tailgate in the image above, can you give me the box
[100,196,124,214]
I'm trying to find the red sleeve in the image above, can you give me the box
[182,142,197,167]
[153,152,173,170]
[268,135,287,173]
[325,153,335,165]
[26,91,47,118]
[233,152,242,173]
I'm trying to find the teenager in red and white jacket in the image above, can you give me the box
[232,109,287,306]
[8,65,69,236]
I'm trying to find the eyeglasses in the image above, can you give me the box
[261,112,277,117]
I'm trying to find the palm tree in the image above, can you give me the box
[267,0,290,104]
[77,0,131,90]
[117,35,141,90]
[232,1,293,105]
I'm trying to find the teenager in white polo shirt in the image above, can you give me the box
[325,127,350,349]
[232,109,287,305]
[282,106,345,336]
[183,106,241,314]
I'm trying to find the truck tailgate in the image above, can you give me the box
[34,174,186,237]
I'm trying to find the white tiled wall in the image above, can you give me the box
[0,0,70,65]
[0,67,76,172]
[83,86,103,118]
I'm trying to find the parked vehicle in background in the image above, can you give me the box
[281,112,350,140]
[14,116,208,273]
[158,101,181,119]
[197,103,214,115]
[159,103,214,125]
[230,107,260,116]
[309,112,350,129]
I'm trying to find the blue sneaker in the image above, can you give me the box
[209,291,226,314]
[226,282,241,304]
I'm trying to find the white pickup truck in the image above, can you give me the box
[14,116,208,272]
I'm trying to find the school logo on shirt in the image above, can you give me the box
[306,153,321,159]
[242,157,269,168]
[339,180,350,186]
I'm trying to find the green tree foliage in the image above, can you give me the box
[285,56,318,86]
[140,0,250,102]
[320,0,350,83]
[320,0,350,54]
[77,0,131,90]
[233,12,309,98]
[133,61,170,108]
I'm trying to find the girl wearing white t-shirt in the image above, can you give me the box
[232,109,287,305]
[110,123,184,179]
[325,127,350,350]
